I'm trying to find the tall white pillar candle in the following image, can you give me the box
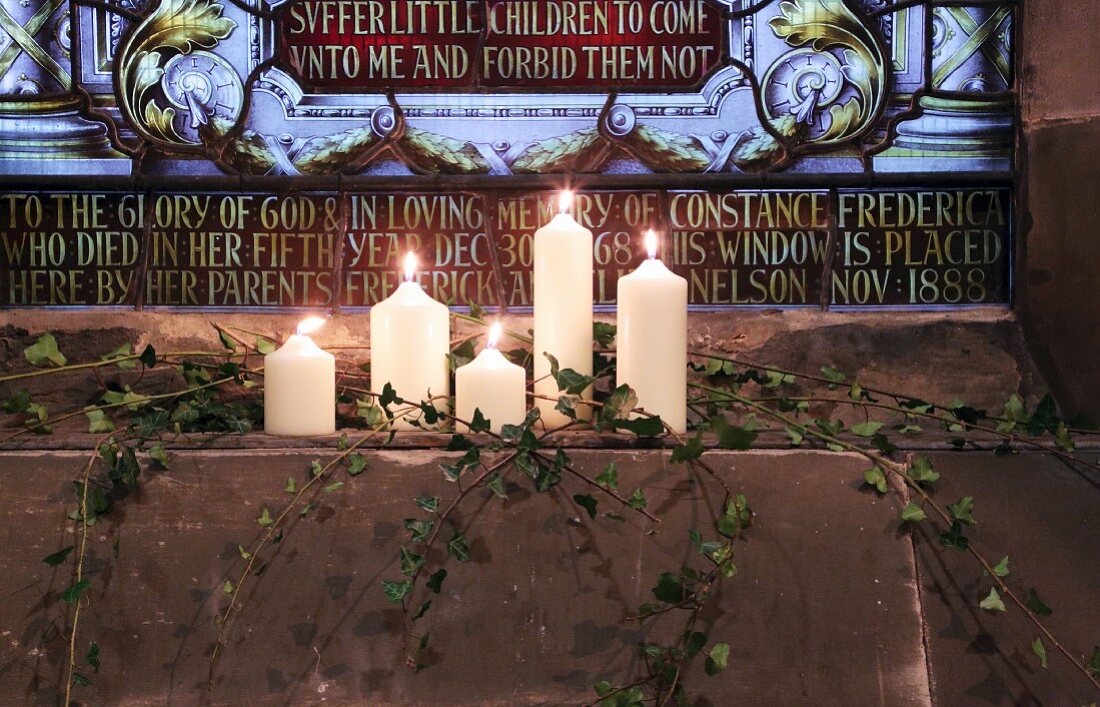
[616,230,688,434]
[370,253,451,430]
[534,191,593,427]
[455,322,527,434]
[264,317,336,436]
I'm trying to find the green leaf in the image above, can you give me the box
[42,546,74,566]
[298,504,313,518]
[909,457,940,485]
[939,521,969,551]
[310,460,324,478]
[403,518,433,543]
[255,337,276,355]
[237,545,251,559]
[653,572,687,604]
[685,631,707,657]
[1086,646,1100,677]
[991,556,1010,577]
[411,600,432,620]
[593,322,617,348]
[627,488,648,511]
[426,568,447,594]
[670,434,705,463]
[1031,637,1048,669]
[947,496,976,525]
[447,533,470,562]
[400,547,424,577]
[711,415,757,450]
[573,494,597,519]
[59,579,91,605]
[222,580,234,595]
[1,387,31,414]
[71,672,90,687]
[785,426,804,446]
[382,579,413,603]
[258,507,274,527]
[614,415,665,437]
[554,367,594,395]
[979,587,1006,612]
[24,333,67,367]
[100,343,136,370]
[415,495,440,513]
[347,453,367,476]
[863,467,888,494]
[284,476,297,494]
[900,503,926,523]
[1025,589,1052,616]
[704,642,731,675]
[849,421,883,438]
[324,481,343,493]
[217,329,237,352]
[820,366,846,385]
[486,472,507,498]
[86,642,100,672]
[602,384,638,421]
[148,444,169,469]
[138,344,157,368]
[593,680,613,697]
[595,462,618,490]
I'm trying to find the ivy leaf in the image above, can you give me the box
[400,547,424,577]
[900,503,926,523]
[486,472,507,498]
[403,519,433,543]
[412,600,432,621]
[86,642,100,672]
[947,496,976,525]
[602,385,638,421]
[573,494,598,519]
[138,344,157,369]
[785,427,804,446]
[237,545,251,559]
[979,587,1006,612]
[347,453,367,476]
[148,444,170,469]
[671,434,704,463]
[42,546,74,567]
[685,631,707,658]
[382,579,413,604]
[1,388,31,414]
[614,416,664,437]
[255,337,276,355]
[991,556,1010,577]
[627,488,648,511]
[1025,589,1052,616]
[595,462,618,491]
[298,504,313,518]
[863,467,888,494]
[652,572,687,604]
[222,580,234,595]
[284,476,297,494]
[258,507,274,527]
[849,421,883,438]
[100,343,136,370]
[909,457,940,485]
[85,408,115,434]
[593,322,617,348]
[447,533,470,562]
[426,568,447,594]
[1086,646,1100,677]
[217,329,237,352]
[1031,637,1048,669]
[324,481,343,493]
[554,367,594,395]
[59,579,91,605]
[415,495,440,513]
[468,408,491,433]
[24,333,67,367]
[704,642,731,675]
[939,521,969,551]
[711,416,757,450]
[72,672,90,687]
[820,366,846,386]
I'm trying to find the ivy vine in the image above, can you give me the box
[2,314,1098,705]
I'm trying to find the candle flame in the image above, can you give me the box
[403,252,417,282]
[645,229,659,259]
[487,321,502,349]
[296,316,327,337]
[558,190,574,214]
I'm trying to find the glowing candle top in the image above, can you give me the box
[296,316,327,337]
[403,252,417,282]
[645,229,658,259]
[558,190,574,214]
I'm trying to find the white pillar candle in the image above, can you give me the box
[264,317,336,436]
[534,191,593,427]
[455,322,527,434]
[370,253,451,430]
[616,230,688,434]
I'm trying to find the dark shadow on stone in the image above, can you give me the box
[359,667,393,696]
[570,619,620,658]
[265,667,290,693]
[289,622,318,646]
[325,574,353,600]
[352,609,402,638]
[551,668,590,691]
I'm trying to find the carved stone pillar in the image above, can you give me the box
[875,3,1014,173]
[0,0,128,174]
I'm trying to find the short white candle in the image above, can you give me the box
[534,191,593,427]
[455,322,527,434]
[616,230,688,434]
[370,253,451,430]
[264,316,336,436]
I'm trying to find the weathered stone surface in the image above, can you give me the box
[916,452,1100,707]
[0,449,931,705]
